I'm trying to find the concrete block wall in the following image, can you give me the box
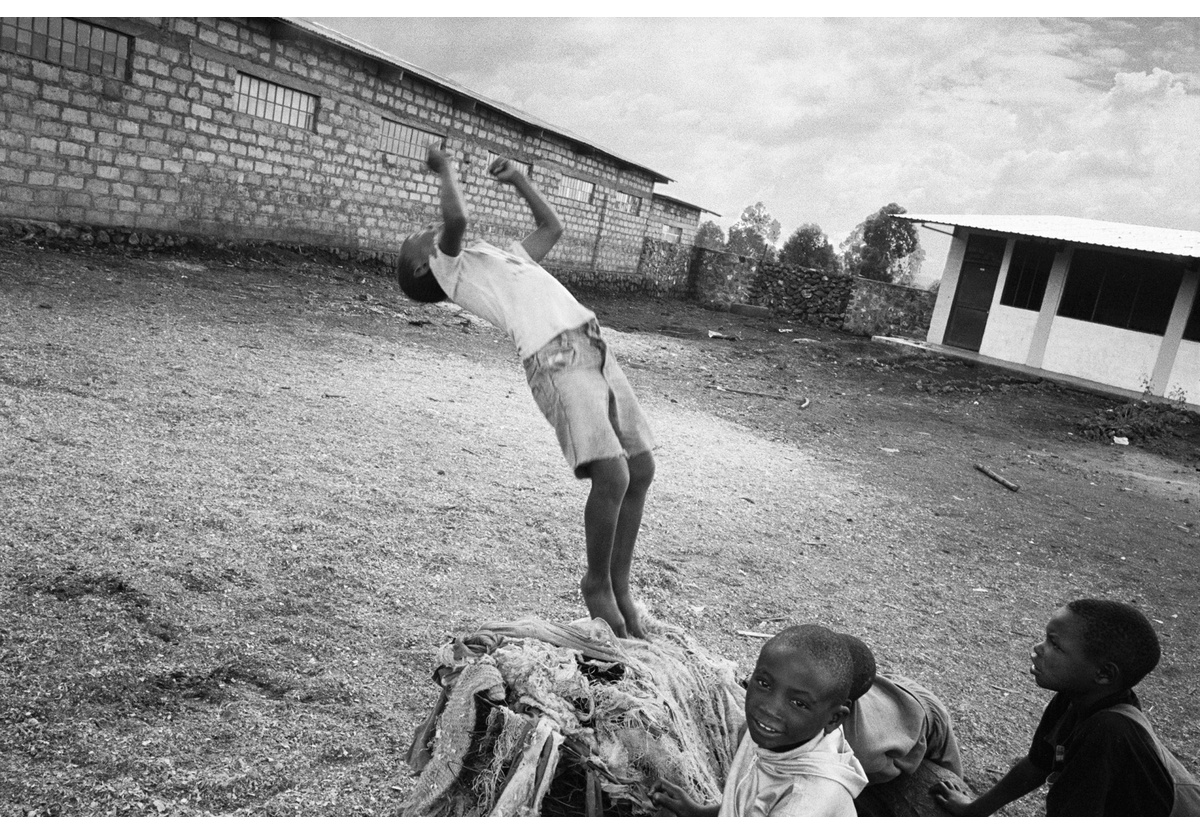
[0,16,658,270]
[648,198,701,247]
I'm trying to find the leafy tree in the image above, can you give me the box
[726,202,781,261]
[694,220,726,251]
[779,223,840,273]
[841,203,924,284]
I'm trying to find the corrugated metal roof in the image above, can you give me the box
[279,17,673,185]
[896,213,1200,260]
[652,193,720,217]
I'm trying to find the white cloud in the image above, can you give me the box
[312,16,1200,276]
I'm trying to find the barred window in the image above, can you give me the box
[381,118,442,160]
[662,224,683,244]
[558,174,594,204]
[234,73,317,131]
[0,17,131,77]
[484,151,532,178]
[611,191,643,216]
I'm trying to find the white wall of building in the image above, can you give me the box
[1042,318,1163,394]
[979,305,1039,364]
[1165,341,1200,403]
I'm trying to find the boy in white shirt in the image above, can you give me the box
[651,625,868,816]
[395,143,656,639]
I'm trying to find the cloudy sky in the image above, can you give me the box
[309,13,1200,283]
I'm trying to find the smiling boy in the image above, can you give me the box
[651,625,868,816]
[933,599,1193,816]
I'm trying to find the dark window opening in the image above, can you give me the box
[1182,289,1200,342]
[1057,249,1184,336]
[1000,239,1056,311]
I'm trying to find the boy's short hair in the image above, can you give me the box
[839,633,877,701]
[1066,599,1161,687]
[767,624,854,704]
[396,235,447,303]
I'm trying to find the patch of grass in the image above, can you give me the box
[1076,399,1200,444]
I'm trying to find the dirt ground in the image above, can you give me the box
[1,236,1198,817]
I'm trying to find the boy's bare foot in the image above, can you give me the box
[616,593,647,640]
[581,576,628,638]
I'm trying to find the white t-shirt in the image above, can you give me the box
[720,727,868,817]
[428,239,594,359]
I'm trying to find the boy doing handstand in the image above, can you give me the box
[395,143,656,639]
[933,599,1199,816]
[651,625,868,816]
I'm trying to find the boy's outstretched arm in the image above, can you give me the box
[932,755,1047,816]
[426,142,467,257]
[489,158,563,263]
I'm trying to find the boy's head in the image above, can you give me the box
[745,625,853,752]
[1031,599,1161,695]
[396,224,447,303]
[840,633,877,702]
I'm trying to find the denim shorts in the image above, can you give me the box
[523,319,656,477]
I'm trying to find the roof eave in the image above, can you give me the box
[275,17,673,185]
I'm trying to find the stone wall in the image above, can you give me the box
[0,16,659,270]
[750,262,855,328]
[635,238,693,298]
[690,247,757,309]
[843,278,937,338]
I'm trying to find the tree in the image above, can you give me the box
[841,203,924,284]
[726,202,781,261]
[779,223,840,273]
[694,220,726,251]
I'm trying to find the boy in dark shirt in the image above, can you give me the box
[933,599,1180,816]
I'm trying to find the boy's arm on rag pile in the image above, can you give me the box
[650,778,720,816]
[490,157,563,263]
[932,754,1048,816]
[426,142,467,257]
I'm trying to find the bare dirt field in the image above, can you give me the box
[2,237,1198,816]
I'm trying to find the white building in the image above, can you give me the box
[904,214,1200,407]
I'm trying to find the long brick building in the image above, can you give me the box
[0,16,687,275]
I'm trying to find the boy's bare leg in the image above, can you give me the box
[582,456,630,638]
[610,451,655,639]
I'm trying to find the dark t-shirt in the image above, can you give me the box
[1029,689,1174,816]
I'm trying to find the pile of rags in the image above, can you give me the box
[402,615,744,816]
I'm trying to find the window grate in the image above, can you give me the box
[0,17,130,76]
[234,73,317,131]
[558,174,594,204]
[662,224,683,244]
[611,191,642,216]
[484,150,532,178]
[381,118,442,160]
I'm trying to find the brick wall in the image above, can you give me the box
[648,197,702,247]
[0,16,658,270]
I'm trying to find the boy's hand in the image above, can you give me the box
[650,778,709,816]
[930,779,974,816]
[426,141,452,175]
[488,156,523,183]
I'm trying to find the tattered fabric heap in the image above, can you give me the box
[403,617,744,816]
